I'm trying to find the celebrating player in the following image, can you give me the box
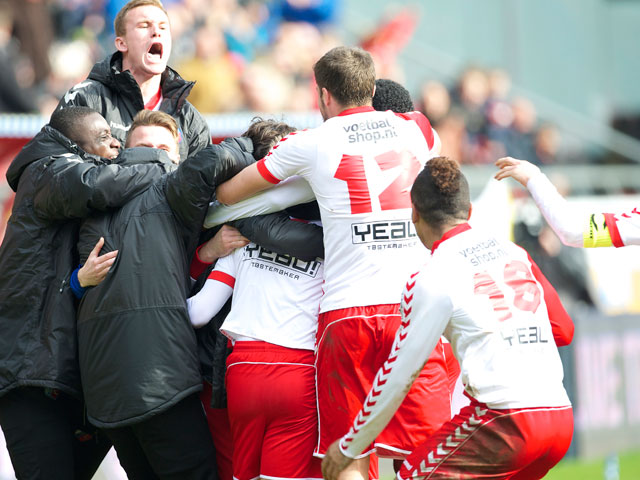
[216,46,442,478]
[495,156,639,247]
[323,156,574,480]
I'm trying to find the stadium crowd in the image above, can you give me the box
[4,0,638,479]
[0,0,584,168]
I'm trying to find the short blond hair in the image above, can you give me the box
[125,110,178,148]
[114,0,167,37]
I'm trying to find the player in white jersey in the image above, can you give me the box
[187,231,324,480]
[216,47,443,478]
[495,156,640,247]
[322,157,575,480]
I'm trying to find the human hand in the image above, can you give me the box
[494,157,541,187]
[321,441,353,480]
[198,225,249,263]
[77,237,117,287]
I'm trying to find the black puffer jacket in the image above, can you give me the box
[76,138,255,428]
[0,126,168,399]
[56,52,211,161]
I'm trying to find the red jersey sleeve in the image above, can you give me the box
[528,253,574,346]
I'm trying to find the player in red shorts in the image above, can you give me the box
[322,157,574,480]
[217,47,444,478]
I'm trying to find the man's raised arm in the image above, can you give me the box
[216,162,275,205]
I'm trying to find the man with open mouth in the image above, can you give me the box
[56,0,211,163]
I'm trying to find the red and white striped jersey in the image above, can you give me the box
[258,106,439,313]
[338,223,573,458]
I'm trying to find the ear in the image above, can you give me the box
[411,203,419,224]
[115,36,128,53]
[321,87,331,106]
[467,203,473,220]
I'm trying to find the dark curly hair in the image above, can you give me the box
[372,79,414,113]
[411,157,470,228]
[50,106,99,141]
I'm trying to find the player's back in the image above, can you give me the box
[264,107,437,313]
[423,224,571,409]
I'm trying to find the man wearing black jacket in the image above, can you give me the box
[57,0,211,161]
[74,110,258,479]
[0,107,172,479]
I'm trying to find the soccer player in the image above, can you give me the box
[322,156,574,480]
[216,46,441,478]
[57,0,211,161]
[495,156,640,247]
[187,209,324,480]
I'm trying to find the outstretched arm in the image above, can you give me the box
[495,157,584,248]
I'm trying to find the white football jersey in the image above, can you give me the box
[338,224,572,458]
[259,107,439,313]
[212,242,323,350]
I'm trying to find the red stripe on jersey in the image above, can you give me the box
[527,252,574,346]
[207,271,236,288]
[256,159,281,184]
[431,223,471,252]
[144,87,162,110]
[395,111,435,149]
[604,213,624,247]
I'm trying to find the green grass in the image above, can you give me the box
[543,450,640,479]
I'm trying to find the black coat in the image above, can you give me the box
[0,126,168,399]
[56,52,211,161]
[76,138,255,428]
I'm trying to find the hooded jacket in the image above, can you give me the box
[57,52,211,161]
[75,138,255,428]
[0,126,168,399]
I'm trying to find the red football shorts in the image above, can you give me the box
[314,304,453,459]
[226,341,322,480]
[200,382,233,480]
[398,400,574,480]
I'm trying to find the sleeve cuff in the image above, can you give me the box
[190,245,213,280]
[70,267,87,300]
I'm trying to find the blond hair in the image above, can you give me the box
[114,0,167,37]
[125,110,178,148]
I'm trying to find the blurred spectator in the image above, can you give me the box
[7,0,54,86]
[0,1,38,113]
[177,24,243,112]
[419,80,450,126]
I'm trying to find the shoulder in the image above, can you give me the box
[393,111,435,148]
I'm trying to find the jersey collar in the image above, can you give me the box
[338,106,375,116]
[431,223,472,253]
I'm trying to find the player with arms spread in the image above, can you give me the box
[217,46,442,477]
[495,156,640,248]
[323,157,574,480]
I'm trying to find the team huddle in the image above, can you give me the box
[1,1,636,480]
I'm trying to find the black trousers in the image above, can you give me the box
[0,386,111,480]
[105,393,218,480]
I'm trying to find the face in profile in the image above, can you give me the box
[116,5,172,77]
[127,124,180,164]
[75,113,121,159]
